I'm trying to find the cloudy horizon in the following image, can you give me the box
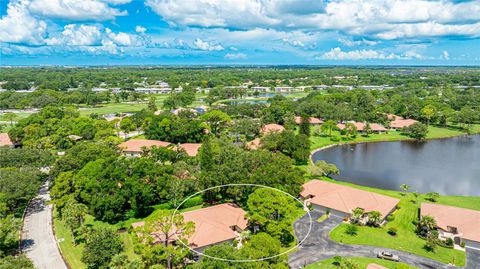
[1,0,480,65]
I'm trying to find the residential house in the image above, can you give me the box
[301,180,400,223]
[177,143,202,157]
[294,116,323,125]
[421,203,480,249]
[388,115,418,130]
[251,86,271,92]
[118,139,171,157]
[274,86,294,92]
[131,203,248,252]
[337,122,387,134]
[261,123,285,134]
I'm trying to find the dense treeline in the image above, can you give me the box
[0,147,54,267]
[2,67,480,91]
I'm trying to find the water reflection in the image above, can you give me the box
[311,135,480,196]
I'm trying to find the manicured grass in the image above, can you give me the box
[309,125,470,152]
[306,256,418,269]
[323,178,467,266]
[54,210,138,269]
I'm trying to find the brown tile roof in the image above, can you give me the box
[178,143,202,157]
[390,118,418,129]
[294,116,324,124]
[118,139,171,153]
[132,203,248,249]
[261,123,285,134]
[367,264,388,269]
[0,133,13,147]
[387,114,402,120]
[337,122,386,132]
[245,138,261,150]
[421,203,480,243]
[301,180,400,218]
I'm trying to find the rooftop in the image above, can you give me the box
[294,116,323,124]
[118,139,171,153]
[132,203,248,249]
[261,123,285,134]
[178,143,202,157]
[0,133,13,147]
[301,180,400,218]
[421,203,480,243]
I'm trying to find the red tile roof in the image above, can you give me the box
[301,180,400,218]
[245,138,261,150]
[336,122,386,132]
[421,203,480,243]
[178,143,202,157]
[294,116,323,124]
[261,123,285,134]
[0,133,13,147]
[118,139,171,153]
[132,203,248,249]
[390,118,418,129]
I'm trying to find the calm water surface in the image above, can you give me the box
[311,135,480,196]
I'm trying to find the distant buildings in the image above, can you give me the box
[274,86,294,92]
[251,86,271,92]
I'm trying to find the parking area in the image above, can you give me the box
[288,211,460,269]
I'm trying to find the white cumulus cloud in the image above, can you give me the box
[135,25,147,34]
[319,47,402,60]
[46,24,102,46]
[0,0,47,45]
[193,38,224,51]
[28,0,128,21]
[224,53,247,59]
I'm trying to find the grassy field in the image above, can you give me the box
[306,256,418,269]
[309,125,469,151]
[320,177,471,266]
[54,211,139,269]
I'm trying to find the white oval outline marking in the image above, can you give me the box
[170,183,313,262]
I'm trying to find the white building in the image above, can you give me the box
[274,86,294,92]
[252,86,271,92]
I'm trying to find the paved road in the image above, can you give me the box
[288,211,468,269]
[21,181,68,269]
[466,248,480,269]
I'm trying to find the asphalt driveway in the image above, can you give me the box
[288,211,465,269]
[21,181,68,269]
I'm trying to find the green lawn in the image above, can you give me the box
[306,256,418,269]
[54,210,138,269]
[322,177,469,266]
[309,125,469,151]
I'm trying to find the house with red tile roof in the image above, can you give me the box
[132,203,248,252]
[245,138,261,150]
[301,180,399,222]
[260,123,285,134]
[337,122,387,133]
[0,133,13,148]
[421,203,480,249]
[388,114,418,130]
[118,139,171,157]
[294,116,323,125]
[177,143,202,157]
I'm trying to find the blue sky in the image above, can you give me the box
[1,0,480,65]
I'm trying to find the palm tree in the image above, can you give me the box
[418,215,437,237]
[367,211,382,227]
[321,120,337,137]
[351,208,365,224]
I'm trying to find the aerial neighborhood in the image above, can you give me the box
[1,66,480,269]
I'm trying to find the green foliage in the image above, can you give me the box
[81,227,124,269]
[388,227,398,236]
[299,114,311,136]
[308,160,340,177]
[0,255,34,269]
[345,224,358,236]
[260,130,311,163]
[180,195,203,209]
[0,215,22,256]
[0,147,54,169]
[200,110,231,136]
[426,192,440,202]
[246,188,302,246]
[402,122,429,140]
[144,113,206,143]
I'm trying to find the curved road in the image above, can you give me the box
[289,211,479,269]
[21,181,68,269]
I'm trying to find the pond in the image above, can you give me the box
[311,135,480,196]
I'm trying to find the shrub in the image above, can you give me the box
[330,135,340,142]
[181,195,203,209]
[387,215,395,222]
[345,224,358,236]
[388,227,398,236]
[460,241,466,248]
